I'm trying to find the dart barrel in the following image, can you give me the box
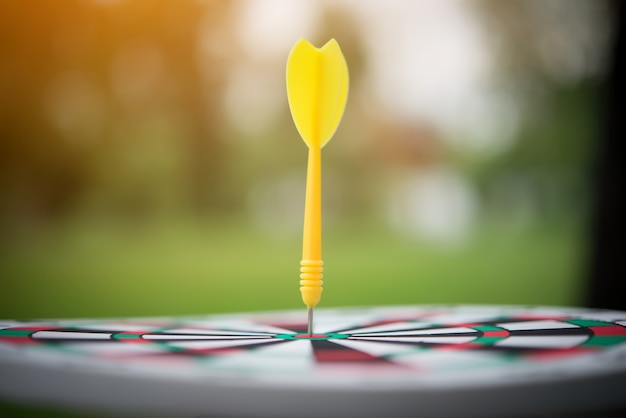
[300,259,323,307]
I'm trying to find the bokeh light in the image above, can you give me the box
[0,0,612,323]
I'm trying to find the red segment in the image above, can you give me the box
[436,343,483,351]
[115,331,151,343]
[590,325,626,336]
[9,326,56,331]
[482,330,509,337]
[530,347,595,360]
[195,347,244,355]
[513,315,568,321]
[0,337,39,345]
[315,350,380,362]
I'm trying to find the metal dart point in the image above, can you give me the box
[307,307,314,336]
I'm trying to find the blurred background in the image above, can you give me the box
[0,0,622,416]
[0,0,617,317]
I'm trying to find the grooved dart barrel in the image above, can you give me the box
[300,260,323,308]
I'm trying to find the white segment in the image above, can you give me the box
[73,323,159,332]
[579,312,626,322]
[355,327,475,337]
[0,322,52,329]
[393,347,503,371]
[312,310,383,334]
[425,311,505,324]
[62,342,170,356]
[495,335,588,348]
[161,328,273,336]
[208,340,313,373]
[617,320,626,327]
[258,339,313,356]
[351,336,476,344]
[331,338,418,357]
[33,331,112,340]
[228,323,295,334]
[143,334,270,340]
[528,307,626,323]
[0,322,22,330]
[496,320,578,331]
[314,319,377,334]
[340,322,432,335]
[167,338,277,350]
[185,320,294,335]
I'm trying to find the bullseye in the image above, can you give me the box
[274,333,349,340]
[295,334,328,339]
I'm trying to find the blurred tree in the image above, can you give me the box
[0,0,236,234]
[475,0,611,224]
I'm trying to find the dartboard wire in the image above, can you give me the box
[309,338,406,366]
[330,317,445,335]
[330,319,621,355]
[2,315,626,367]
[65,334,292,360]
[115,329,290,359]
[304,319,480,367]
[0,324,292,360]
[116,320,301,359]
[334,317,597,341]
[160,338,290,356]
[328,337,428,361]
[180,320,298,336]
[336,320,441,336]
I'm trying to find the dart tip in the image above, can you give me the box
[307,307,314,336]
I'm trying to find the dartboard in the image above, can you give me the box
[1,305,626,418]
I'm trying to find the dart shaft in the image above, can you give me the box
[300,146,323,310]
[302,146,322,261]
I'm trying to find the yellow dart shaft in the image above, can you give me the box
[300,145,323,309]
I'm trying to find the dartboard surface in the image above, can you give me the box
[1,305,626,417]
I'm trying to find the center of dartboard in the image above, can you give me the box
[274,333,349,340]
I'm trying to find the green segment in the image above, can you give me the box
[471,325,506,345]
[113,333,143,339]
[0,329,32,337]
[566,319,611,327]
[325,333,349,339]
[156,342,185,352]
[474,337,503,345]
[473,325,504,332]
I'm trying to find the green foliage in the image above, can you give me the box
[1,219,585,320]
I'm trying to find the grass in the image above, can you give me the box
[1,218,587,320]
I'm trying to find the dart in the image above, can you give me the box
[286,39,349,335]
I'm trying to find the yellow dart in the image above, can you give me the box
[286,39,349,335]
